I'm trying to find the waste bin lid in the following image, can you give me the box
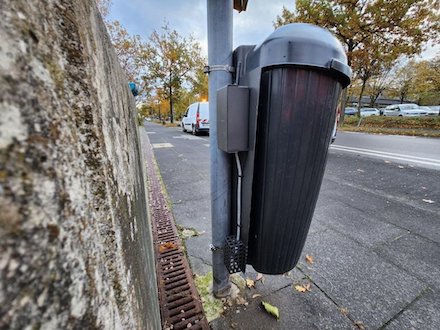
[246,23,351,87]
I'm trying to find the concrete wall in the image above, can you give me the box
[0,0,160,328]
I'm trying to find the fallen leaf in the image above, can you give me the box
[159,242,177,253]
[261,301,279,320]
[246,278,255,289]
[252,294,262,299]
[255,273,264,281]
[294,285,306,293]
[422,199,435,204]
[339,307,348,315]
[305,255,314,264]
[294,283,311,293]
[354,321,365,330]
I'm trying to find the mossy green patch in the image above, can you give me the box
[175,225,200,258]
[44,58,65,94]
[194,272,224,323]
[178,226,200,240]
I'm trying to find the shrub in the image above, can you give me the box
[343,116,440,130]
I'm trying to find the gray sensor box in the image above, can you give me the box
[217,85,249,153]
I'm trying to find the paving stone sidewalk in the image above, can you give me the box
[141,124,440,329]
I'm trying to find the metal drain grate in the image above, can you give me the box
[144,135,209,330]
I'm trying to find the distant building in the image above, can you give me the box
[347,96,416,108]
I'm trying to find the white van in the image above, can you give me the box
[384,104,427,117]
[181,102,209,135]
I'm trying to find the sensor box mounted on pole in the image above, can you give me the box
[217,85,249,153]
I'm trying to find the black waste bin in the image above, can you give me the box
[239,24,351,274]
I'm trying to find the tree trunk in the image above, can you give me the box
[169,84,174,123]
[339,88,348,126]
[370,91,381,107]
[357,78,367,117]
[339,45,353,126]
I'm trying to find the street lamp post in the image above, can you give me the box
[207,0,233,297]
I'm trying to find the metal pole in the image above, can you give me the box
[207,0,232,297]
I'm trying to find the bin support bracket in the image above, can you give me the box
[204,65,235,74]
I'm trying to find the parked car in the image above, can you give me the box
[344,107,357,116]
[383,104,427,117]
[181,102,209,135]
[428,106,440,115]
[360,107,380,117]
[419,106,439,116]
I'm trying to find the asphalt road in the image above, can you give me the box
[332,131,440,170]
[142,122,440,329]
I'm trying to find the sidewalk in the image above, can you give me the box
[140,123,440,329]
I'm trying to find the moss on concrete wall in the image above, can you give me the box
[0,1,160,328]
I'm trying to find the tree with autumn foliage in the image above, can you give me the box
[389,56,440,105]
[275,0,439,119]
[410,57,440,105]
[95,0,147,88]
[95,1,208,122]
[106,21,147,82]
[190,66,209,102]
[389,60,418,103]
[140,23,206,123]
[365,64,393,107]
[349,33,400,111]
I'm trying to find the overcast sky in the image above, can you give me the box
[108,0,292,55]
[108,0,438,60]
